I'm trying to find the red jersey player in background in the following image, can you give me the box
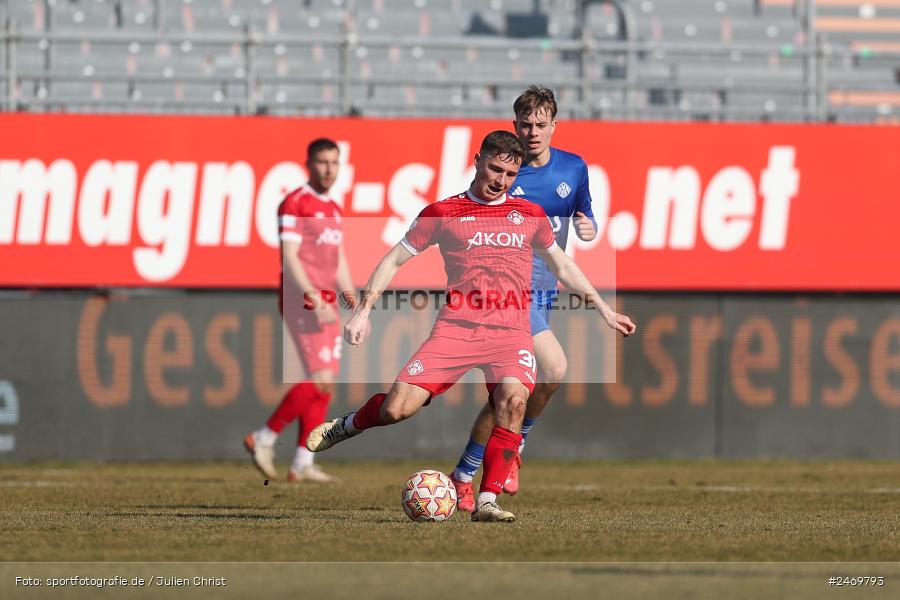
[244,138,356,483]
[305,131,635,522]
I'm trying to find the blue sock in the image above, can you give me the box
[519,417,537,452]
[453,438,485,482]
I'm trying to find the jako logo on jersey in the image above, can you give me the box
[407,360,424,376]
[466,231,526,250]
[556,182,571,198]
[507,210,525,225]
[511,185,525,196]
[459,216,476,222]
[315,228,343,245]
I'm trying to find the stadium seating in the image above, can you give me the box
[0,0,897,121]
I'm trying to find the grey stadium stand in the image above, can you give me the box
[1,0,898,122]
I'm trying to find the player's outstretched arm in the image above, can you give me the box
[537,247,637,337]
[344,242,416,347]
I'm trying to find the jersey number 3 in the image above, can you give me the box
[518,350,536,373]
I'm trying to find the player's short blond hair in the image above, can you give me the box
[479,130,526,164]
[513,85,558,120]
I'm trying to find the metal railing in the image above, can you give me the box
[1,1,898,122]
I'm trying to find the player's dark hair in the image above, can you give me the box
[307,137,339,160]
[513,85,558,120]
[479,130,525,164]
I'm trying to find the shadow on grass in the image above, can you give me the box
[569,565,811,579]
[141,504,252,510]
[107,511,291,521]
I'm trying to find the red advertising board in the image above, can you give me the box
[1,113,898,290]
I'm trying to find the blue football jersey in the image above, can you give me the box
[508,147,595,304]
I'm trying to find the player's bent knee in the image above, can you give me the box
[542,360,567,385]
[494,387,528,418]
[508,399,526,421]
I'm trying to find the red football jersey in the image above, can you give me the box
[278,185,342,293]
[401,190,557,330]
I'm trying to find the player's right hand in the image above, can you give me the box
[607,312,637,337]
[344,314,371,347]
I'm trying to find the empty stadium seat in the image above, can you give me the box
[1,0,898,121]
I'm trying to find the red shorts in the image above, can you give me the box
[395,319,537,400]
[283,311,342,375]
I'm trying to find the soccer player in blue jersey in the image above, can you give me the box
[450,85,603,511]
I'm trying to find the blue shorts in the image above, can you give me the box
[529,303,552,336]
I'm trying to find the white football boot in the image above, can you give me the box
[243,432,277,479]
[471,501,516,523]
[306,413,356,452]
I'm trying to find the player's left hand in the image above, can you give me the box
[574,211,597,241]
[605,311,637,337]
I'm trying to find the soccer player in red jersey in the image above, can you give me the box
[244,138,356,483]
[305,131,635,522]
[451,86,603,510]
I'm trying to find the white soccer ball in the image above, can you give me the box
[401,469,458,522]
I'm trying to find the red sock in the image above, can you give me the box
[299,390,331,447]
[479,425,523,495]
[351,393,388,431]
[266,381,319,433]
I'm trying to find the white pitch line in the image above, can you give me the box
[0,480,79,488]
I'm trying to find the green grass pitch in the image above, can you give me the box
[1,460,899,598]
